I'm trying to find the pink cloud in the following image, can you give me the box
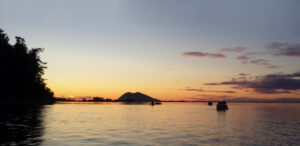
[181,51,226,58]
[236,55,250,64]
[219,47,246,53]
[250,59,278,69]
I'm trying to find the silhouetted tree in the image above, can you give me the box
[0,29,54,103]
[93,97,104,102]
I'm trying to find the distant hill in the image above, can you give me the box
[117,92,159,102]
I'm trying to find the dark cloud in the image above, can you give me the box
[219,47,246,53]
[204,72,300,94]
[204,81,244,86]
[183,87,236,93]
[250,59,278,69]
[199,95,232,99]
[188,95,233,101]
[203,83,219,85]
[181,51,226,58]
[266,42,300,57]
[185,96,300,102]
[286,72,300,77]
[227,97,300,103]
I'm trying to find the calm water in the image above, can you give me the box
[1,102,300,146]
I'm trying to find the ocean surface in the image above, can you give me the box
[1,102,300,146]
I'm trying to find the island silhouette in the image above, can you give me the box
[116,92,160,102]
[0,29,54,104]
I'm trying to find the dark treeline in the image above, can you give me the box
[56,97,113,102]
[0,29,54,104]
[87,97,113,102]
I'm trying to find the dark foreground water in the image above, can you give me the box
[1,102,300,146]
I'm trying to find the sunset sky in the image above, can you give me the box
[1,0,300,101]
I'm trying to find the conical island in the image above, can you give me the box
[117,92,159,102]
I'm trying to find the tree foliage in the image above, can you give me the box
[0,29,54,103]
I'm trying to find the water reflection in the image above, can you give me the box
[0,105,46,145]
[1,103,299,145]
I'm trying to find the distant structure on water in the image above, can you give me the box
[151,100,162,106]
[208,101,213,105]
[216,101,228,111]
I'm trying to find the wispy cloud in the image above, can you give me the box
[227,97,300,102]
[182,42,298,69]
[185,96,300,102]
[218,47,246,53]
[266,42,300,57]
[181,51,226,58]
[183,87,236,93]
[236,55,250,64]
[250,59,278,69]
[236,55,278,69]
[186,95,232,101]
[198,95,232,99]
[204,72,300,94]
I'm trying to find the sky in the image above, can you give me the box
[1,0,300,101]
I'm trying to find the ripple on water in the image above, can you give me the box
[1,103,300,145]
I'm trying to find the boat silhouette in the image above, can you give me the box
[151,100,161,106]
[216,100,228,111]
